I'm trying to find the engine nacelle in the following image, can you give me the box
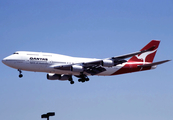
[70,65,84,72]
[47,73,70,81]
[102,59,114,67]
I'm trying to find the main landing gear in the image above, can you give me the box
[68,76,74,84]
[68,73,90,84]
[76,73,90,83]
[18,69,23,78]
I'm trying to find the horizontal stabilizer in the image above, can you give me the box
[138,60,171,67]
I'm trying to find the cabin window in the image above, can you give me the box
[43,54,52,57]
[27,54,39,56]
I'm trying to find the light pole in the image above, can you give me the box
[41,112,55,120]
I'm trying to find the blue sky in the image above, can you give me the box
[0,0,173,120]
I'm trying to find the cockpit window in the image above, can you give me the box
[13,52,19,54]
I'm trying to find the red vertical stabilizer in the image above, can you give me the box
[128,40,160,63]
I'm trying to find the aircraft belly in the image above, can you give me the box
[53,70,81,76]
[17,61,49,72]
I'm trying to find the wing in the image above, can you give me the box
[54,46,155,75]
[83,46,155,67]
[53,62,106,75]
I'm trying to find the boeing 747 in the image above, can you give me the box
[2,40,170,84]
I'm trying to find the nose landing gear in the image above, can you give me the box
[18,69,23,78]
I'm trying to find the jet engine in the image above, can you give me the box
[101,60,114,67]
[54,65,84,72]
[47,73,71,81]
[70,65,84,72]
[101,59,127,67]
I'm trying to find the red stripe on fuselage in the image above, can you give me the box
[111,62,152,75]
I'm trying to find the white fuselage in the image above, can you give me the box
[2,40,169,84]
[2,51,123,76]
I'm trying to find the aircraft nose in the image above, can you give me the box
[2,54,21,68]
[2,55,14,66]
[2,57,8,65]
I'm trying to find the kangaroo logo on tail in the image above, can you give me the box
[135,49,157,64]
[128,40,160,63]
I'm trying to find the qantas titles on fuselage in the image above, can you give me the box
[30,57,48,61]
[2,40,170,84]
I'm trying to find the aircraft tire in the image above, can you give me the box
[85,78,89,81]
[70,81,74,84]
[78,79,82,82]
[19,74,23,78]
[81,79,85,83]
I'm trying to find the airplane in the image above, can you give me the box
[2,40,170,84]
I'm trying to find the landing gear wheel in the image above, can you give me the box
[70,81,74,84]
[68,76,74,84]
[78,79,82,82]
[18,69,23,78]
[78,78,86,83]
[19,74,23,78]
[81,79,85,83]
[76,73,90,83]
[85,78,89,81]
